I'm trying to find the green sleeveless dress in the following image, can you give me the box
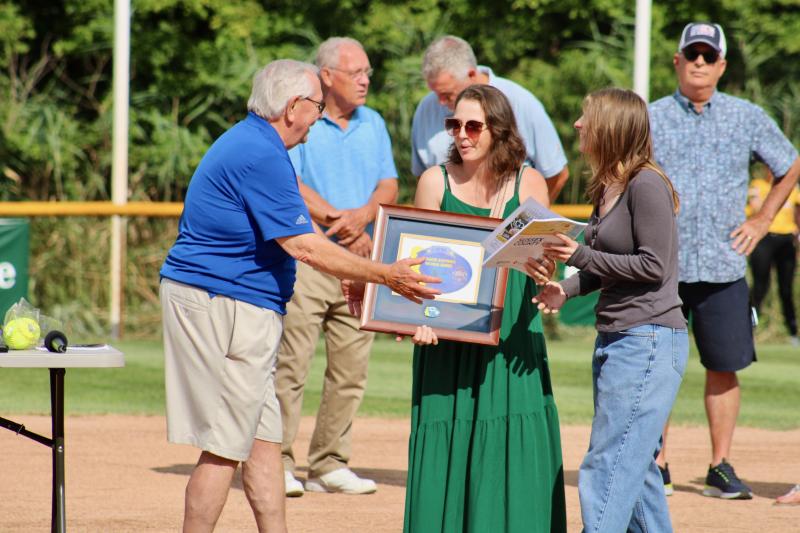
[403,166,567,533]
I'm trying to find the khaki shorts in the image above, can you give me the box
[160,278,283,461]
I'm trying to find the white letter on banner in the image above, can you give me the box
[0,262,17,289]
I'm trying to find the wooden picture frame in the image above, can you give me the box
[360,204,508,346]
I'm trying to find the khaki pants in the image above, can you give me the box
[275,261,374,477]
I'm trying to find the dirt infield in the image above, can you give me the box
[1,415,798,532]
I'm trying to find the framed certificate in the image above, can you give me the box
[360,204,508,346]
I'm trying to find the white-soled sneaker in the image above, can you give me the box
[284,470,305,497]
[305,468,377,495]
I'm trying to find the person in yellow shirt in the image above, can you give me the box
[748,165,800,345]
[751,164,800,504]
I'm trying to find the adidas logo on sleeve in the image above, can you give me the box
[295,214,309,225]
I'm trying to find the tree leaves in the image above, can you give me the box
[1,0,798,334]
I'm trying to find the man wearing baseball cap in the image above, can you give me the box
[650,22,800,500]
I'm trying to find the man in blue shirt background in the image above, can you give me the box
[276,37,399,497]
[650,22,800,501]
[160,59,439,532]
[411,35,569,203]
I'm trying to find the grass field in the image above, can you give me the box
[1,333,799,429]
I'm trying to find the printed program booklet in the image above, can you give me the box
[482,197,587,273]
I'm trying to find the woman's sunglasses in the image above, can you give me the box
[444,118,487,141]
[682,47,719,64]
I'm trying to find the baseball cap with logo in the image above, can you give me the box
[678,22,727,58]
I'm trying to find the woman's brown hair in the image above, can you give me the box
[581,88,679,212]
[447,85,526,188]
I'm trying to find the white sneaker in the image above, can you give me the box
[305,468,377,495]
[284,470,304,497]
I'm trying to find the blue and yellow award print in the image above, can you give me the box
[412,245,472,293]
[399,233,484,306]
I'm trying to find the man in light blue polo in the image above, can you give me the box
[275,37,398,496]
[411,35,569,203]
[650,22,800,501]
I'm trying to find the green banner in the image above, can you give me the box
[557,264,599,326]
[0,219,30,319]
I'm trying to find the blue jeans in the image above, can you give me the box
[580,324,688,533]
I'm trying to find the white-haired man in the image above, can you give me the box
[160,59,440,532]
[650,22,800,500]
[276,37,398,497]
[411,35,569,203]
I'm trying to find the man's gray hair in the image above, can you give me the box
[315,36,365,69]
[422,35,477,81]
[247,59,319,120]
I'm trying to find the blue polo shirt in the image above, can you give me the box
[650,90,798,283]
[161,112,314,314]
[289,106,397,229]
[410,66,567,178]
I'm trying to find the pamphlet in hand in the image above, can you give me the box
[482,197,587,274]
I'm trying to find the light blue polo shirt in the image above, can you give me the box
[650,90,798,283]
[410,66,567,178]
[289,106,398,229]
[161,112,314,314]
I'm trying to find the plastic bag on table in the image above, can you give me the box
[2,298,64,350]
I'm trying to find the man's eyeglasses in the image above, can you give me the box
[303,96,326,114]
[444,118,487,141]
[330,67,374,80]
[682,47,719,64]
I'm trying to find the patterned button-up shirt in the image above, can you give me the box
[649,90,798,283]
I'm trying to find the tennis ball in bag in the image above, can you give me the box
[3,317,41,349]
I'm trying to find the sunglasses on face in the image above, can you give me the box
[444,118,487,141]
[682,47,719,64]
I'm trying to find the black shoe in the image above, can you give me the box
[659,463,674,496]
[703,459,753,499]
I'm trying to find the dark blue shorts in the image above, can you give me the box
[679,279,757,372]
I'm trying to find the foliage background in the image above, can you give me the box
[1,0,799,337]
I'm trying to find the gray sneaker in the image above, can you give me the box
[702,459,753,500]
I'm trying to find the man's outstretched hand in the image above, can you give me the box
[386,257,441,304]
[341,256,442,314]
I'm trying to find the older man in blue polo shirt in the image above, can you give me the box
[160,59,439,531]
[411,35,569,203]
[650,22,800,501]
[275,37,399,497]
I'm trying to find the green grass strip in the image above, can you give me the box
[1,335,798,430]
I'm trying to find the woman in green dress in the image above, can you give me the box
[405,85,566,532]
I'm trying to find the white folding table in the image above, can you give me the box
[0,346,125,533]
